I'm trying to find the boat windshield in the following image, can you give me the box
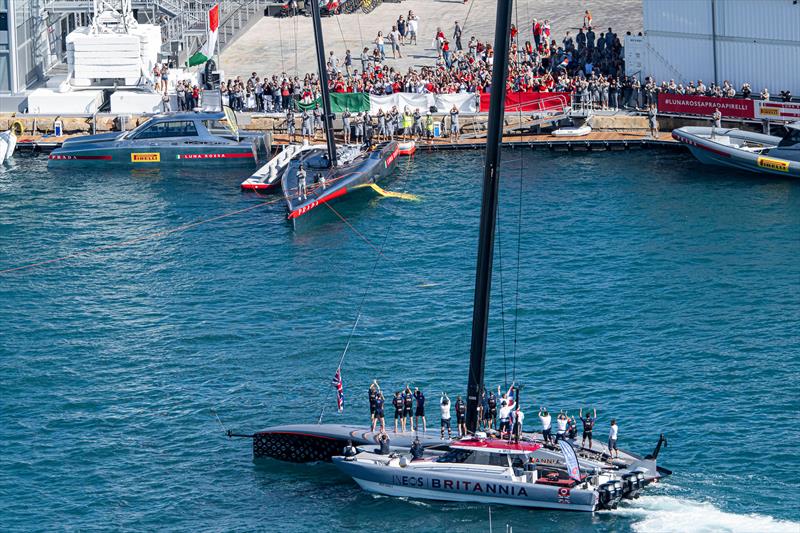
[128,120,199,139]
[204,119,236,137]
[436,450,473,463]
[435,449,509,467]
[778,128,800,147]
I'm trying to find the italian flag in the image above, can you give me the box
[188,4,219,67]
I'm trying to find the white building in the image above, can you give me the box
[626,0,800,94]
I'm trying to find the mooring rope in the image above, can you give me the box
[0,198,282,276]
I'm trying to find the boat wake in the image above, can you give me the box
[615,495,798,533]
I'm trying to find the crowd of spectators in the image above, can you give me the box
[218,11,793,114]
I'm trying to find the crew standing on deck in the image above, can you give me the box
[608,418,619,459]
[555,411,569,443]
[487,391,497,430]
[498,399,512,437]
[369,380,379,430]
[455,395,467,437]
[297,164,308,200]
[712,107,722,139]
[511,404,524,443]
[414,387,427,433]
[539,407,552,443]
[440,392,452,439]
[425,112,434,142]
[403,385,414,432]
[374,391,386,433]
[342,108,352,144]
[580,408,596,449]
[393,391,404,433]
[354,112,364,145]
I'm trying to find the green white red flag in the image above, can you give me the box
[188,4,219,67]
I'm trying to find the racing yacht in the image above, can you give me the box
[232,0,670,510]
[276,0,401,225]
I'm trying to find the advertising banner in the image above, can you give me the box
[755,100,800,121]
[478,92,571,112]
[657,94,754,119]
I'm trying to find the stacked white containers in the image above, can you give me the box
[629,0,800,94]
[66,23,162,86]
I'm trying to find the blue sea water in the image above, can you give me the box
[1,148,798,532]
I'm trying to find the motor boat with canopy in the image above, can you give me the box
[48,108,266,167]
[673,121,800,178]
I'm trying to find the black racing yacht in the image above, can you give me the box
[280,0,401,225]
[230,0,671,500]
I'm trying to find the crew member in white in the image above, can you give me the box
[608,418,619,459]
[440,392,452,439]
[538,407,552,443]
[297,164,307,200]
[510,405,524,443]
[498,400,512,437]
[555,411,569,443]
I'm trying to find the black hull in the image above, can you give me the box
[282,142,400,223]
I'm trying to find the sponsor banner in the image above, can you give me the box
[757,156,790,173]
[131,152,161,162]
[558,440,582,482]
[478,91,571,112]
[177,152,254,159]
[755,100,800,120]
[49,154,112,160]
[657,94,754,119]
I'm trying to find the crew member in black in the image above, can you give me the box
[410,436,424,460]
[373,391,386,433]
[567,414,578,440]
[487,391,498,430]
[403,385,414,432]
[392,391,404,433]
[414,387,427,432]
[455,395,467,437]
[368,380,379,430]
[580,408,597,449]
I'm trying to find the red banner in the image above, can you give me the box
[479,91,571,112]
[657,94,754,119]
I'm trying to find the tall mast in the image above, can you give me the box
[466,0,512,434]
[309,0,338,167]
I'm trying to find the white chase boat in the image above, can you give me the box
[673,121,800,178]
[332,437,626,512]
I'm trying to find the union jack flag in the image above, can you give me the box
[332,368,344,413]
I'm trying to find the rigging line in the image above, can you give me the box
[278,15,286,74]
[462,0,476,33]
[0,199,280,276]
[318,209,395,424]
[512,0,524,384]
[324,202,386,259]
[497,203,508,389]
[294,10,299,75]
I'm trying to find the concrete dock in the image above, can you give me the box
[220,0,642,79]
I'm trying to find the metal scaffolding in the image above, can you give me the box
[43,0,270,64]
